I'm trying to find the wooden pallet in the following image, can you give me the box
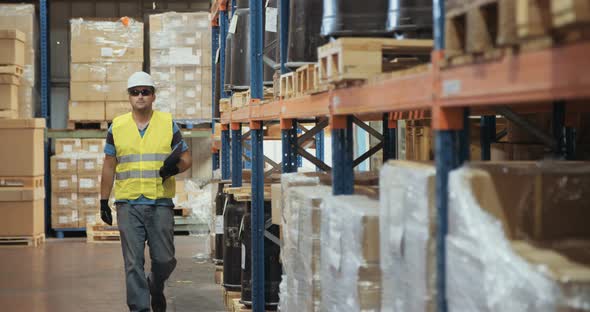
[231,90,250,110]
[0,65,24,77]
[230,298,275,312]
[220,98,232,113]
[0,234,45,247]
[317,37,433,84]
[223,289,241,311]
[0,176,44,188]
[295,64,316,97]
[279,72,295,99]
[67,120,109,130]
[86,224,120,243]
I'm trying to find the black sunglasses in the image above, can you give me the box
[128,89,153,96]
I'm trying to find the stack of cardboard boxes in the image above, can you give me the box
[51,139,105,229]
[69,17,143,122]
[0,4,36,119]
[0,29,25,119]
[0,119,46,240]
[149,12,212,120]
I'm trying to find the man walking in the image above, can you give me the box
[100,71,192,312]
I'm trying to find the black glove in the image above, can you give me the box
[100,199,113,226]
[159,164,179,182]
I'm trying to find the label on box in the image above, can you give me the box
[185,107,196,115]
[59,198,69,206]
[84,162,95,170]
[59,216,69,224]
[90,145,99,153]
[185,37,196,45]
[184,73,195,81]
[72,210,78,220]
[185,90,196,98]
[72,176,78,183]
[229,15,238,34]
[101,47,114,57]
[215,216,224,234]
[84,197,96,206]
[59,180,69,188]
[80,178,95,189]
[63,145,73,153]
[241,243,246,270]
[58,162,67,170]
[265,7,278,33]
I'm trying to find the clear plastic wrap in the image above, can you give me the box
[379,160,436,312]
[279,184,331,312]
[320,195,381,312]
[447,163,590,312]
[149,12,212,120]
[0,4,37,118]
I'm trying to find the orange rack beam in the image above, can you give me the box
[210,0,227,25]
[220,41,590,124]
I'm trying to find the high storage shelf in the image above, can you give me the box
[210,1,590,312]
[220,43,590,125]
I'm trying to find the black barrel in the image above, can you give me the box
[287,0,326,64]
[213,180,231,264]
[387,0,433,39]
[321,0,390,37]
[223,194,247,291]
[240,201,281,309]
[223,34,233,92]
[230,8,251,90]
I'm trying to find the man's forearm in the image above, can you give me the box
[177,151,192,173]
[101,157,116,200]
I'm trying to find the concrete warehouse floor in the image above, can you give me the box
[0,235,225,312]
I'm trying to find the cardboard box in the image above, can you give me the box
[0,199,44,236]
[70,82,105,101]
[78,193,99,209]
[55,138,81,154]
[51,210,79,229]
[490,143,547,160]
[0,186,44,202]
[68,101,105,121]
[51,175,77,193]
[77,156,103,174]
[0,74,19,111]
[0,118,45,176]
[82,139,105,153]
[51,192,77,211]
[50,155,77,175]
[69,63,107,82]
[0,29,25,66]
[78,175,100,193]
[106,62,142,81]
[70,18,144,64]
[271,183,282,225]
[79,208,98,228]
[105,101,130,120]
[104,81,128,101]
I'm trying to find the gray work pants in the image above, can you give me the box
[116,203,177,312]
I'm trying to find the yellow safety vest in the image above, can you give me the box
[112,111,175,200]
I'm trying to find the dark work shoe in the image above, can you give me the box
[147,274,167,312]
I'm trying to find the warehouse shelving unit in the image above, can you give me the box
[210,1,590,311]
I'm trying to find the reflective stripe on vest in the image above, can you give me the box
[115,170,160,180]
[117,153,168,164]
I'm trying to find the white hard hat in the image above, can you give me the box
[127,71,155,89]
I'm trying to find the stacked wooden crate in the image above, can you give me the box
[0,119,46,246]
[69,17,144,127]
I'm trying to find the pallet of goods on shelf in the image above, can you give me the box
[444,0,590,67]
[149,12,212,121]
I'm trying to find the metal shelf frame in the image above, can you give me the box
[209,0,589,311]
